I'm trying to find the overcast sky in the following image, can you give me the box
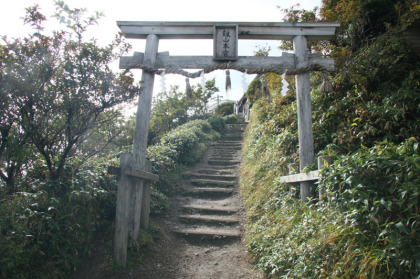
[0,0,322,104]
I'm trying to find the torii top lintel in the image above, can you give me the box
[117,21,340,41]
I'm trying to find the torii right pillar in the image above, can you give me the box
[293,35,314,202]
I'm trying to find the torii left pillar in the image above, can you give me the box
[114,34,159,266]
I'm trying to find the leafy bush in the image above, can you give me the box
[241,113,420,278]
[240,83,419,278]
[243,183,359,278]
[207,116,226,133]
[223,114,238,124]
[0,171,117,278]
[240,2,420,279]
[214,101,234,116]
[147,119,220,196]
[320,139,420,277]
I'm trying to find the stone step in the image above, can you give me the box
[209,156,238,160]
[195,169,235,175]
[212,152,239,155]
[208,160,240,166]
[181,205,239,215]
[223,132,244,135]
[214,139,241,144]
[179,214,240,225]
[211,148,238,151]
[218,135,243,138]
[184,172,237,181]
[227,124,247,128]
[208,158,236,163]
[209,153,237,156]
[210,151,238,155]
[173,227,241,239]
[182,187,234,197]
[190,179,235,188]
[201,162,238,168]
[213,140,242,144]
[221,139,243,142]
[211,147,241,152]
[210,153,236,156]
[211,147,241,151]
[212,143,242,147]
[212,149,240,152]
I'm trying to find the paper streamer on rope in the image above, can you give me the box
[185,78,192,100]
[225,70,231,93]
[241,71,248,93]
[200,71,206,91]
[320,72,332,93]
[160,71,166,93]
[281,73,288,96]
[260,75,271,101]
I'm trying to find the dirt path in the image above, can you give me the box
[71,123,263,279]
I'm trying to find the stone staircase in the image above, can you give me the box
[172,121,247,240]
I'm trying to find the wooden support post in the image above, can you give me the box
[288,163,299,198]
[114,153,133,267]
[293,35,314,202]
[140,160,152,230]
[129,34,159,241]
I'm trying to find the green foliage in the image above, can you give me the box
[147,119,220,196]
[0,3,140,191]
[245,78,263,104]
[242,184,359,278]
[148,80,219,144]
[312,28,419,154]
[0,166,117,278]
[214,101,234,116]
[191,79,219,115]
[148,86,189,144]
[222,114,238,124]
[126,225,160,266]
[207,116,226,134]
[241,101,420,278]
[321,139,420,277]
[0,3,138,278]
[240,3,419,277]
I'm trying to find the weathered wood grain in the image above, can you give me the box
[117,21,340,40]
[294,35,314,202]
[114,153,133,267]
[126,167,159,182]
[107,166,159,182]
[278,170,320,183]
[129,34,159,241]
[119,52,335,72]
[140,160,152,230]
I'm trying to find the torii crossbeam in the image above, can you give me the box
[114,21,339,267]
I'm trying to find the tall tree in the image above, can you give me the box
[0,3,141,192]
[148,79,219,144]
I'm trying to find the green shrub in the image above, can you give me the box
[320,139,420,277]
[240,91,419,278]
[147,119,220,196]
[223,114,238,124]
[214,101,234,116]
[207,116,226,133]
[0,173,117,278]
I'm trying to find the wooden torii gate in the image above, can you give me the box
[114,21,339,266]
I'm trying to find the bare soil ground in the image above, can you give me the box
[71,217,262,279]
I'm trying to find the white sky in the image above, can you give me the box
[0,0,322,107]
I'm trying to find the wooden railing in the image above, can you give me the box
[278,156,333,199]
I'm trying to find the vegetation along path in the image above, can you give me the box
[72,120,264,279]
